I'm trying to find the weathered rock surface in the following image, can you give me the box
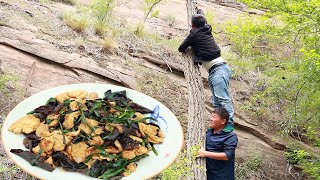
[0,26,137,90]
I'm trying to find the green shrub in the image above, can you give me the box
[204,10,217,33]
[235,147,263,180]
[161,145,203,180]
[143,0,162,23]
[0,71,19,94]
[284,144,320,179]
[133,22,145,37]
[223,0,320,145]
[165,13,176,27]
[301,159,320,180]
[161,149,192,180]
[90,0,114,22]
[151,9,160,18]
[303,126,320,147]
[285,149,310,164]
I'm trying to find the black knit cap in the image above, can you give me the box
[192,14,206,28]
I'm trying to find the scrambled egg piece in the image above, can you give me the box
[121,145,149,159]
[63,111,80,129]
[87,147,113,162]
[114,140,123,151]
[55,92,70,104]
[135,146,149,156]
[32,145,47,157]
[55,90,88,104]
[67,90,88,100]
[105,147,120,154]
[36,123,52,137]
[39,135,55,153]
[109,102,116,107]
[47,114,59,120]
[86,159,96,169]
[88,92,99,100]
[52,130,66,152]
[64,145,73,160]
[78,118,99,135]
[48,120,59,127]
[89,136,104,146]
[9,115,40,134]
[69,99,87,111]
[138,123,165,144]
[92,154,113,162]
[109,107,118,114]
[47,114,60,127]
[35,129,81,154]
[71,142,89,163]
[106,123,123,133]
[126,162,137,172]
[129,135,143,143]
[54,129,81,152]
[123,162,137,177]
[121,150,136,160]
[45,156,54,167]
[65,129,81,138]
[130,112,144,121]
[105,140,123,154]
[94,127,104,135]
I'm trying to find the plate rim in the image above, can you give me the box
[2,83,184,180]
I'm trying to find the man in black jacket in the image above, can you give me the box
[178,7,234,132]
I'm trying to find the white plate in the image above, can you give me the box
[2,83,184,180]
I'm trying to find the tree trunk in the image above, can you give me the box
[183,1,207,179]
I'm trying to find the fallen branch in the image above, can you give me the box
[129,52,180,71]
[22,62,36,98]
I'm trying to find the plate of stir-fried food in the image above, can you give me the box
[2,83,184,180]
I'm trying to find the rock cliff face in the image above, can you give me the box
[0,0,300,179]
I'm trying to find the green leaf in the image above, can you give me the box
[151,144,158,156]
[46,98,57,105]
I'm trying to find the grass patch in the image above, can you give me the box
[94,20,109,36]
[0,71,19,94]
[0,163,20,179]
[0,18,10,27]
[133,22,145,37]
[137,67,167,95]
[59,0,180,55]
[235,146,263,180]
[135,65,188,126]
[161,146,203,179]
[165,13,176,27]
[204,10,218,33]
[0,70,20,117]
[221,47,257,79]
[0,71,22,180]
[148,33,182,51]
[102,37,118,53]
[61,11,89,34]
